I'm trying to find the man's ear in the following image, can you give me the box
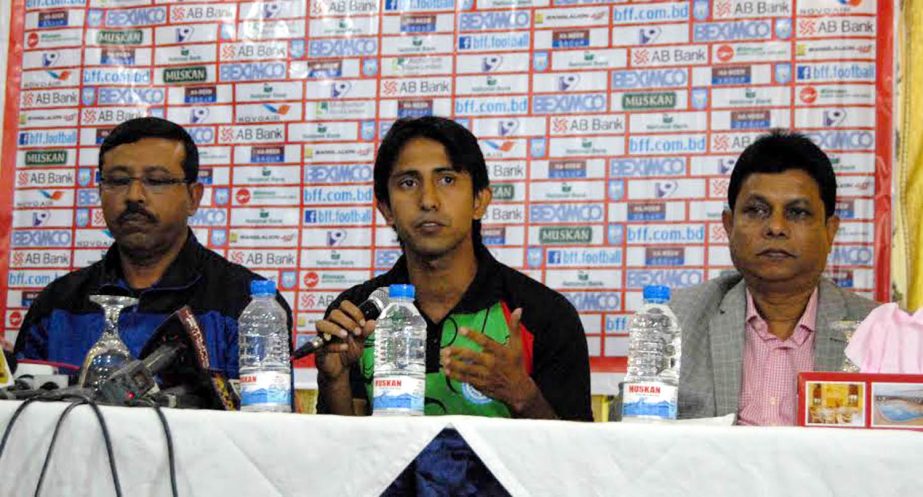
[187,182,204,216]
[825,214,840,247]
[378,200,394,225]
[473,186,492,221]
[721,207,733,239]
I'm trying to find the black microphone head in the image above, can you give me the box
[360,287,391,320]
[140,306,209,370]
[139,306,238,410]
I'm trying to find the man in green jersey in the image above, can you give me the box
[315,117,592,421]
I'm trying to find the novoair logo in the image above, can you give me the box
[40,190,65,201]
[483,140,514,152]
[838,0,862,5]
[263,103,291,115]
[46,70,71,81]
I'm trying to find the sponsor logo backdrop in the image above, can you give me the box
[0,0,893,372]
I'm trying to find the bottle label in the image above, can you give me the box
[622,381,678,420]
[240,371,292,408]
[373,375,425,414]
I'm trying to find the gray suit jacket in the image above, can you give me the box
[671,273,879,419]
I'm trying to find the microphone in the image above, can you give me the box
[98,306,239,410]
[292,287,390,359]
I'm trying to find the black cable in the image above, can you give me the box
[127,397,179,497]
[0,397,41,464]
[151,403,179,497]
[40,392,123,497]
[81,398,123,497]
[34,398,88,497]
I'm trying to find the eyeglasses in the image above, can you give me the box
[99,176,191,194]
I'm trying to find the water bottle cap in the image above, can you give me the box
[388,284,415,300]
[643,285,670,302]
[250,279,276,296]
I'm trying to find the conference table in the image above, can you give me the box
[1,400,921,496]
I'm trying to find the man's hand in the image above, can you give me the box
[440,308,556,418]
[314,300,376,380]
[0,337,12,353]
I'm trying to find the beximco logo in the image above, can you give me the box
[622,92,677,110]
[25,150,68,166]
[96,30,143,45]
[539,226,593,244]
[164,66,207,84]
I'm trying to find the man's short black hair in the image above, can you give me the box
[98,117,199,182]
[728,129,837,218]
[374,116,490,245]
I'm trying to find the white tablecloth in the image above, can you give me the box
[1,400,921,497]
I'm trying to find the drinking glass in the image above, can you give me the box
[78,295,138,389]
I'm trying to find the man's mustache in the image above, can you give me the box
[117,203,157,224]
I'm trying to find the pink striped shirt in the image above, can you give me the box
[737,289,818,426]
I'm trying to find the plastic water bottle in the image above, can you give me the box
[372,284,426,416]
[238,280,291,413]
[622,285,681,420]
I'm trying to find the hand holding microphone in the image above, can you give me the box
[311,287,389,381]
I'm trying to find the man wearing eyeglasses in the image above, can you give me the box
[14,117,291,385]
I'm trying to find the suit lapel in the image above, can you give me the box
[814,279,848,371]
[709,279,747,415]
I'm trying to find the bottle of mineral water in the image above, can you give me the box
[373,284,426,416]
[622,285,682,420]
[239,280,291,413]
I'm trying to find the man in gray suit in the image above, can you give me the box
[671,131,878,425]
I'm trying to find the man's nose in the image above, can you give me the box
[419,180,439,210]
[765,210,788,237]
[124,178,147,203]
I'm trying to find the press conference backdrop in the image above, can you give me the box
[0,0,893,379]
